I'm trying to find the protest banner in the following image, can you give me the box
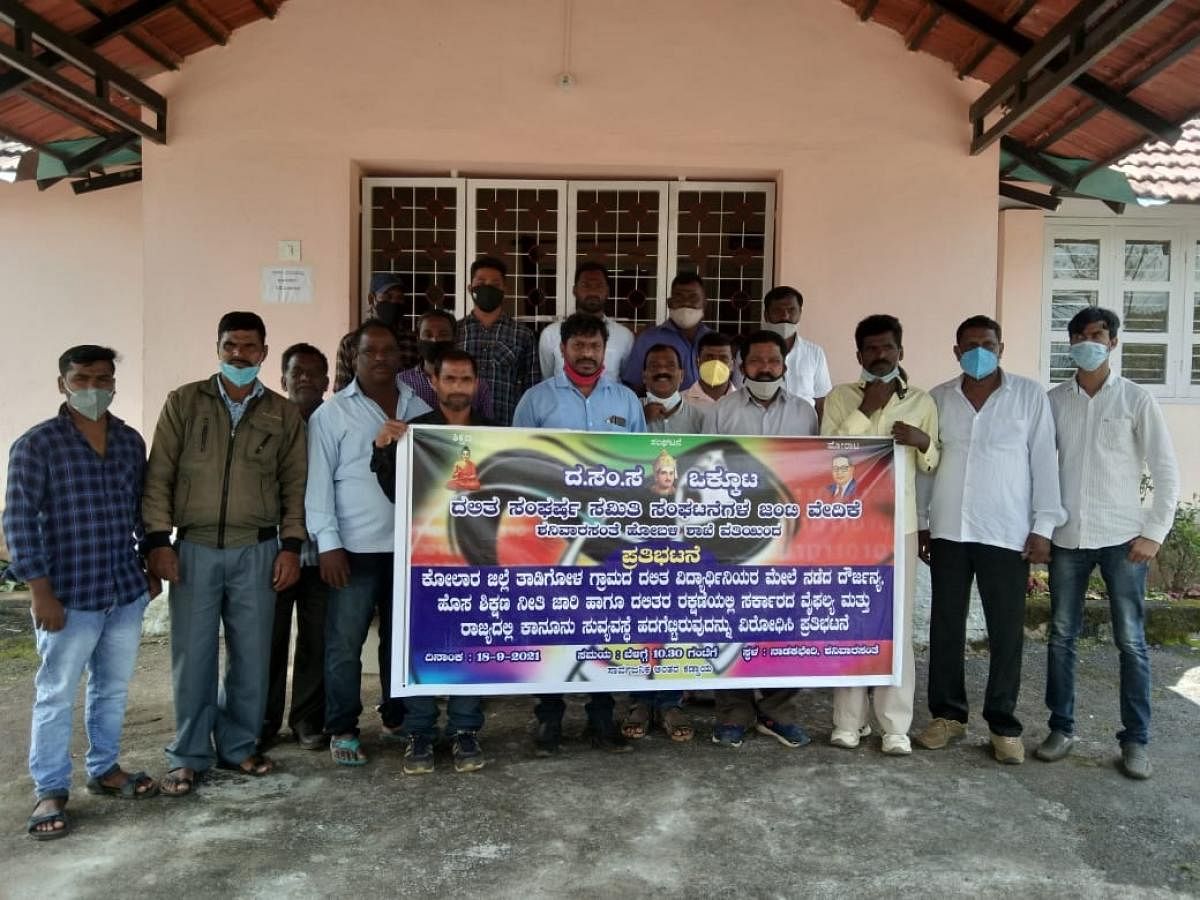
[392,426,905,695]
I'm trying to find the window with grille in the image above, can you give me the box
[1043,223,1200,400]
[361,177,775,337]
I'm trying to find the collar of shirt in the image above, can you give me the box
[340,374,422,418]
[1064,369,1118,397]
[215,375,264,427]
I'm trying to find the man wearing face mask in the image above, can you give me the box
[761,286,832,417]
[539,262,635,381]
[914,315,1065,765]
[334,273,421,392]
[143,312,308,796]
[513,313,645,756]
[703,330,816,750]
[820,315,939,757]
[641,343,705,435]
[1037,307,1178,780]
[457,255,540,426]
[684,332,738,406]
[399,309,495,420]
[620,273,712,394]
[7,346,160,840]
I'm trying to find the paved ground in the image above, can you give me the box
[1,595,1198,899]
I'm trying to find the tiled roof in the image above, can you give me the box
[1115,119,1200,202]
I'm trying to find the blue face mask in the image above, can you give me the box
[1069,340,1110,372]
[220,361,260,387]
[959,347,998,380]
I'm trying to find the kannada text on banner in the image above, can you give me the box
[393,427,904,695]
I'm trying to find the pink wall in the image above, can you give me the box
[0,180,143,501]
[996,208,1046,379]
[138,0,999,426]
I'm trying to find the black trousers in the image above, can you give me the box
[262,565,328,740]
[535,693,615,724]
[928,540,1028,737]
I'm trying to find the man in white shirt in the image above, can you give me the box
[915,315,1066,765]
[761,286,832,416]
[538,262,634,382]
[1036,307,1179,780]
[705,330,816,750]
[641,343,706,435]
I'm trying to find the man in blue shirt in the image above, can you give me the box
[6,345,158,840]
[512,314,645,756]
[305,320,431,769]
[620,272,713,394]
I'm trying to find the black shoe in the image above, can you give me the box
[452,731,486,772]
[403,734,435,775]
[294,728,328,751]
[534,720,562,757]
[586,718,633,754]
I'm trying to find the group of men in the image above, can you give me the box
[6,253,1179,841]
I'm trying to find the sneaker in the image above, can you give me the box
[712,723,747,748]
[1120,742,1152,780]
[755,717,810,748]
[403,734,435,775]
[585,719,633,754]
[881,733,912,756]
[1034,730,1077,762]
[915,717,967,750]
[533,720,562,758]
[830,729,861,749]
[991,733,1025,765]
[451,731,486,773]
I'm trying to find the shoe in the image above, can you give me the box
[830,729,861,749]
[712,723,746,748]
[1034,730,1077,762]
[755,717,810,748]
[533,720,562,758]
[295,727,328,751]
[881,733,912,756]
[586,719,633,754]
[451,731,486,773]
[1120,742,1152,780]
[403,734,435,775]
[915,718,967,750]
[991,733,1025,765]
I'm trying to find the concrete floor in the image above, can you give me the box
[1,614,1198,899]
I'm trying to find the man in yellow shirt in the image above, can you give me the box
[820,314,938,756]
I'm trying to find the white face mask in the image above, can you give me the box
[643,390,681,410]
[860,366,901,384]
[762,321,797,342]
[744,377,783,402]
[669,307,704,329]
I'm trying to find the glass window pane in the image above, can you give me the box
[1049,342,1074,383]
[473,186,561,323]
[573,188,662,334]
[1193,344,1200,385]
[1053,239,1100,280]
[1123,240,1170,282]
[1123,291,1170,333]
[1051,290,1097,329]
[1120,343,1168,385]
[1194,292,1199,335]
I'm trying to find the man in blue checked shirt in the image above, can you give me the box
[513,313,645,757]
[5,345,160,841]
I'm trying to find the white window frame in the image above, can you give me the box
[565,180,671,322]
[464,178,569,324]
[359,176,466,320]
[1042,220,1200,402]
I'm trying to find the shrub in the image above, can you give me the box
[1153,496,1200,595]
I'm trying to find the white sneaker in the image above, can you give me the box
[830,728,860,749]
[881,733,912,755]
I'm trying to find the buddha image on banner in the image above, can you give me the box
[392,427,905,695]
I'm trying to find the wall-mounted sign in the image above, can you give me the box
[261,265,313,304]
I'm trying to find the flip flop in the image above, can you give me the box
[86,769,159,799]
[330,736,368,767]
[26,804,70,841]
[217,754,275,776]
[160,768,195,798]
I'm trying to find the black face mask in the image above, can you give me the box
[419,340,455,365]
[374,301,403,329]
[472,285,505,313]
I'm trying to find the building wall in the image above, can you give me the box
[0,180,143,503]
[137,0,999,430]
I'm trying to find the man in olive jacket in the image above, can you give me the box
[143,311,307,796]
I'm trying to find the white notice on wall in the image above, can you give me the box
[261,265,313,304]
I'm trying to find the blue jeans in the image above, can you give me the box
[324,552,404,736]
[29,593,148,799]
[1047,543,1151,745]
[404,696,485,738]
